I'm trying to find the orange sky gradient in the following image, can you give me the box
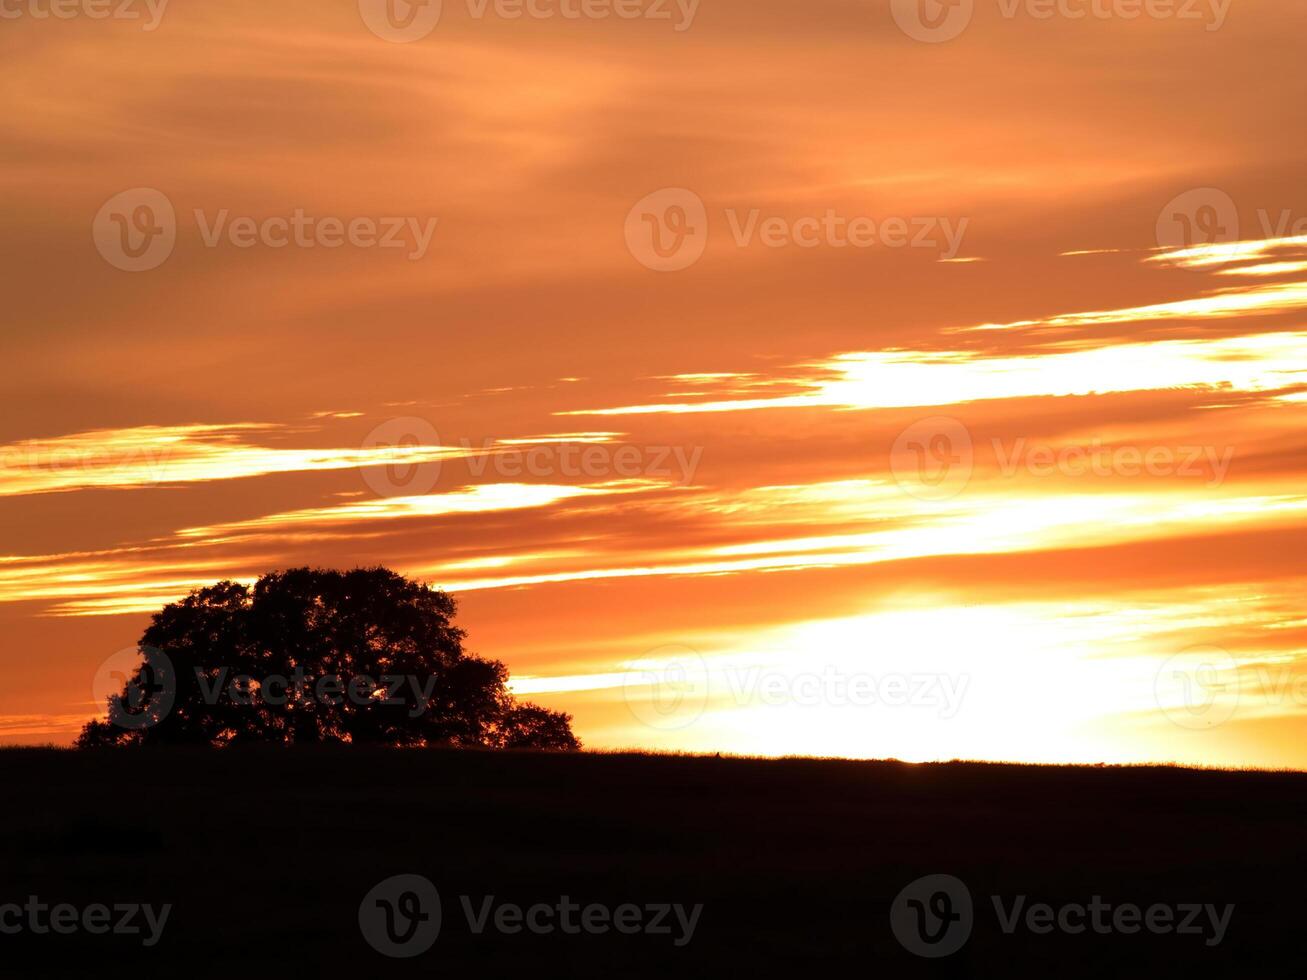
[3,0,1307,767]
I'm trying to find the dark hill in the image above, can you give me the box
[2,748,1300,977]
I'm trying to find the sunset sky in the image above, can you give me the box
[3,0,1307,767]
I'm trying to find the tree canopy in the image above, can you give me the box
[78,567,579,751]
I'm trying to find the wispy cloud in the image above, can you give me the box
[0,423,456,497]
[175,480,659,540]
[559,330,1307,416]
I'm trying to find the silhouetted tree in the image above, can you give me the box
[77,567,580,751]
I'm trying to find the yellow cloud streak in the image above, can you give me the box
[1141,235,1307,270]
[0,424,458,498]
[560,330,1307,416]
[417,486,1307,594]
[963,281,1307,333]
[174,481,657,539]
[0,424,632,498]
[0,481,667,616]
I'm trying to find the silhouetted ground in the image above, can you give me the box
[1,748,1302,977]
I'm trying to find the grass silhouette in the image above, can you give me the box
[3,747,1301,977]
